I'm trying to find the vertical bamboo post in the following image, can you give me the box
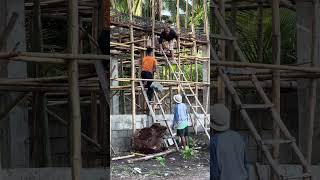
[271,0,281,179]
[152,0,155,50]
[31,92,39,167]
[176,0,181,93]
[90,92,98,142]
[191,0,198,133]
[257,0,264,163]
[203,0,210,126]
[185,0,188,29]
[257,0,264,63]
[40,93,51,167]
[306,0,319,166]
[159,0,162,21]
[128,0,136,133]
[217,0,225,104]
[31,0,43,166]
[68,0,82,178]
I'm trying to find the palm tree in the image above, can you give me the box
[223,8,296,64]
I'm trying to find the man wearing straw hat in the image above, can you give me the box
[210,104,248,180]
[172,94,189,149]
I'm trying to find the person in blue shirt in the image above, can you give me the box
[210,104,248,180]
[173,94,189,148]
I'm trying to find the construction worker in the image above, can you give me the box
[173,94,189,149]
[141,47,158,101]
[159,25,178,59]
[210,104,248,180]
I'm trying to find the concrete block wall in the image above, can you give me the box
[0,168,109,180]
[111,114,208,152]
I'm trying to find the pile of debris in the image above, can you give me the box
[132,123,168,154]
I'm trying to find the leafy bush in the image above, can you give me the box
[156,156,166,167]
[182,146,198,160]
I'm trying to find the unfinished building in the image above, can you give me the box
[110,0,210,153]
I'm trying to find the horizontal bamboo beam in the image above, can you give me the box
[0,86,99,92]
[212,61,320,73]
[112,77,210,85]
[0,52,109,64]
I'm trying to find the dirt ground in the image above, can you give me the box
[111,133,210,180]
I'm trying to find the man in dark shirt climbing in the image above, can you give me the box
[159,25,178,59]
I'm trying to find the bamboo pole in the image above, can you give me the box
[177,0,181,92]
[257,0,264,163]
[217,0,225,104]
[306,0,319,168]
[46,109,101,149]
[271,2,281,178]
[32,92,40,167]
[203,0,210,127]
[211,61,320,73]
[0,12,18,51]
[128,0,136,134]
[0,93,28,121]
[152,0,155,50]
[185,0,188,29]
[39,93,51,166]
[127,149,176,163]
[191,0,199,114]
[67,0,82,179]
[90,92,98,142]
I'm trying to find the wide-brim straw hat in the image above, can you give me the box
[211,104,230,132]
[173,94,182,104]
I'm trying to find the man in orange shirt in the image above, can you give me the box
[141,47,158,101]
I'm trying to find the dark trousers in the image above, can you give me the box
[141,71,154,101]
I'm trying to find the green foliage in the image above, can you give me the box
[188,137,198,147]
[156,156,166,167]
[226,8,296,64]
[182,146,198,160]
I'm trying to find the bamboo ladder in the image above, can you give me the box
[161,51,210,139]
[211,3,312,180]
[139,81,179,150]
